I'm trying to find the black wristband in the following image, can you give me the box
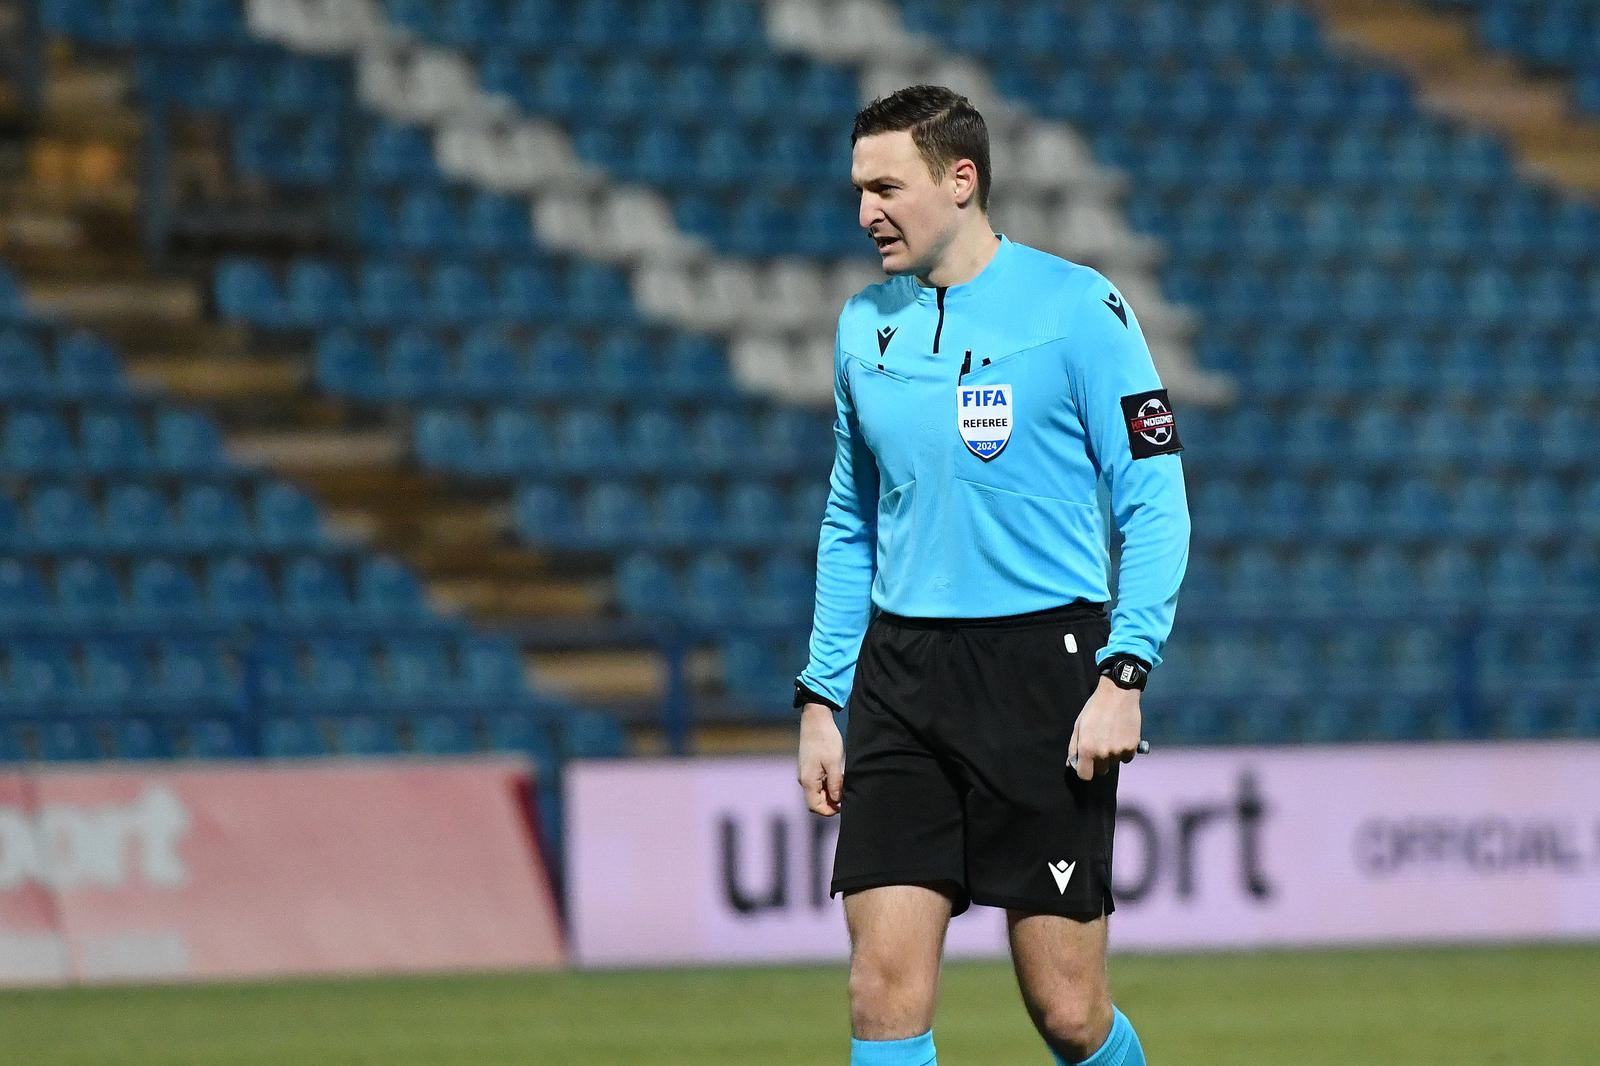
[1098,654,1150,691]
[793,681,841,712]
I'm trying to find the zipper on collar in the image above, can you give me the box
[933,286,947,354]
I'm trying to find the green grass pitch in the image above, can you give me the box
[1,944,1594,1064]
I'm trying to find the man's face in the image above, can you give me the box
[851,130,963,277]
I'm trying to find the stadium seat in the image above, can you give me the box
[101,483,168,551]
[282,556,353,620]
[355,556,427,618]
[55,557,124,621]
[336,715,400,755]
[255,481,325,550]
[262,716,324,758]
[415,714,476,755]
[130,559,203,620]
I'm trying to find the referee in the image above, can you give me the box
[794,86,1188,1066]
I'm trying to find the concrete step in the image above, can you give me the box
[1312,0,1600,201]
[228,429,408,481]
[430,575,604,620]
[24,276,198,323]
[530,648,664,702]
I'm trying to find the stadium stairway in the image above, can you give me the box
[1312,0,1600,194]
[0,40,656,720]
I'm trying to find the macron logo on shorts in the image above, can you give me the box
[1048,859,1076,894]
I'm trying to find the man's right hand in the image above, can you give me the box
[797,703,844,816]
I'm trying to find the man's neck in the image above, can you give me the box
[916,222,1000,289]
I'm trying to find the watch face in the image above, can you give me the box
[1117,661,1140,686]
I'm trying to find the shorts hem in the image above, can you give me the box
[968,889,1115,922]
[830,872,971,917]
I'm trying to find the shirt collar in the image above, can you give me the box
[912,233,1012,306]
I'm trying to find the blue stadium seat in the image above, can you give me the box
[129,559,203,620]
[361,122,437,183]
[751,554,812,626]
[54,331,126,398]
[27,484,100,550]
[205,556,276,622]
[306,638,375,708]
[55,557,123,621]
[653,481,718,548]
[155,409,226,473]
[285,260,355,327]
[561,709,627,758]
[282,556,353,620]
[619,408,684,476]
[582,482,650,549]
[114,717,165,759]
[485,409,546,476]
[355,556,426,618]
[39,720,97,762]
[527,329,589,390]
[691,409,753,473]
[187,718,245,758]
[459,329,523,399]
[459,637,526,699]
[6,409,78,474]
[155,638,234,705]
[593,332,658,398]
[385,329,452,399]
[683,552,746,626]
[82,639,147,706]
[0,329,49,398]
[6,638,79,708]
[81,409,154,475]
[315,330,384,403]
[359,262,424,325]
[383,636,453,701]
[413,408,482,472]
[256,481,325,550]
[0,558,49,624]
[615,552,680,618]
[724,480,783,548]
[176,483,253,550]
[415,714,475,755]
[513,482,581,545]
[430,262,494,324]
[215,258,284,326]
[334,713,400,755]
[262,716,324,758]
[496,262,558,323]
[250,639,311,706]
[553,409,624,475]
[487,712,556,767]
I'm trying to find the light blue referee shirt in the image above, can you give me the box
[797,235,1191,710]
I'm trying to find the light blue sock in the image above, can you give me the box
[1050,1006,1146,1066]
[851,1029,936,1065]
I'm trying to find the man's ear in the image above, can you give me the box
[949,157,980,208]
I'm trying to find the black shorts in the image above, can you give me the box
[830,601,1118,920]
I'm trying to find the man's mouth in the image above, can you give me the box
[873,234,900,252]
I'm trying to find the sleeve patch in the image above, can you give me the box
[1120,388,1183,459]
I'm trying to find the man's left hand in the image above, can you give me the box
[1067,677,1143,781]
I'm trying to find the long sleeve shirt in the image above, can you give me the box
[797,235,1190,710]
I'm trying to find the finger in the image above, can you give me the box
[1075,745,1095,781]
[825,761,843,807]
[1066,717,1081,772]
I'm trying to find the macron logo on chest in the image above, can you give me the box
[956,384,1013,461]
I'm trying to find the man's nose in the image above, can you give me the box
[859,195,881,231]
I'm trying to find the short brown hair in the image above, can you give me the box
[851,85,991,212]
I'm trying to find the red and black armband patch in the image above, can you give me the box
[1120,388,1183,459]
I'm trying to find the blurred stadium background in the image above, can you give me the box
[0,0,1596,1062]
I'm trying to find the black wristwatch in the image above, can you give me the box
[794,681,842,712]
[1098,654,1150,691]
